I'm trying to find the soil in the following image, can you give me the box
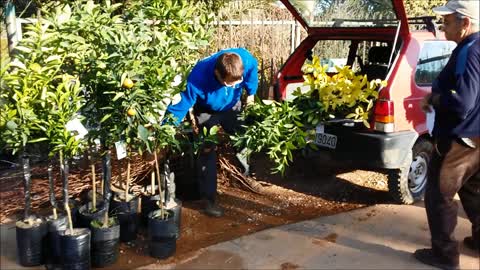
[0,151,394,269]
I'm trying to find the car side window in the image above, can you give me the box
[415,41,456,86]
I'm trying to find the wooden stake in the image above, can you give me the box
[150,171,155,195]
[100,175,104,195]
[65,202,74,234]
[154,151,164,219]
[103,211,109,228]
[125,158,131,202]
[53,208,58,220]
[92,164,96,211]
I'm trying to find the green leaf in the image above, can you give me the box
[209,125,219,135]
[14,46,32,53]
[112,92,124,101]
[137,125,150,143]
[45,55,62,63]
[100,114,112,123]
[29,137,48,143]
[6,121,17,131]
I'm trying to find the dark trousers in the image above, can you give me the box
[194,101,243,202]
[425,137,480,264]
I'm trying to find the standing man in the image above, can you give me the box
[416,0,479,269]
[166,48,258,217]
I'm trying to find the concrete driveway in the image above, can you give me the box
[2,201,479,269]
[141,201,479,270]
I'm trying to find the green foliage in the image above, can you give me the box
[1,20,85,158]
[39,0,214,154]
[1,0,214,159]
[192,125,219,155]
[233,99,309,175]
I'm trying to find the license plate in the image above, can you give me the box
[314,132,337,149]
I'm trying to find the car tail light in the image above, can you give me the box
[373,99,394,132]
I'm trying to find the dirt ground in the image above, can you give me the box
[0,151,394,269]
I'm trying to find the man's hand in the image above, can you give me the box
[421,93,441,113]
[421,94,432,113]
[246,95,254,107]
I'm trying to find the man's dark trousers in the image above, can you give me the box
[425,137,480,264]
[194,101,243,202]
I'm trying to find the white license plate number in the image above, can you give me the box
[314,133,337,149]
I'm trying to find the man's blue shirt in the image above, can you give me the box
[432,32,480,138]
[166,48,258,125]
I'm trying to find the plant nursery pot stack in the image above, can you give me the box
[59,228,91,270]
[90,218,120,268]
[45,215,68,269]
[109,195,139,242]
[16,216,48,267]
[147,209,177,259]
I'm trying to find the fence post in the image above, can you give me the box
[269,58,274,99]
[260,59,265,99]
[290,21,295,54]
[295,20,301,48]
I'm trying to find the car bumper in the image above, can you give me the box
[306,126,418,169]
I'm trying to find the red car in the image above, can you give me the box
[276,0,456,204]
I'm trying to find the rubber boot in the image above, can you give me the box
[204,199,224,218]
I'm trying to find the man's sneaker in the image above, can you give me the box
[413,249,459,270]
[464,236,479,251]
[204,200,224,217]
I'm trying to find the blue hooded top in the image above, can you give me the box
[166,48,258,125]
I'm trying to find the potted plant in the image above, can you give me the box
[89,216,120,268]
[0,19,65,267]
[41,73,91,269]
[147,149,177,259]
[45,164,68,269]
[89,143,121,268]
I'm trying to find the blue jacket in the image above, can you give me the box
[432,32,480,138]
[166,48,258,125]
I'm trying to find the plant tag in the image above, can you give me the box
[315,124,325,134]
[115,141,127,160]
[65,118,88,140]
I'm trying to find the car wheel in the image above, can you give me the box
[388,138,433,204]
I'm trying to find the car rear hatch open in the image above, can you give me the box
[277,0,411,132]
[280,0,409,36]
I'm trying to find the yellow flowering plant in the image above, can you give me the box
[298,55,387,127]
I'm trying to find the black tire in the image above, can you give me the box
[388,138,433,204]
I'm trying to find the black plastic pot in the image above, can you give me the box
[147,209,177,259]
[15,217,48,267]
[166,199,182,239]
[142,197,182,239]
[77,202,107,228]
[110,196,139,242]
[140,194,158,227]
[90,218,120,268]
[59,228,91,270]
[45,215,68,269]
